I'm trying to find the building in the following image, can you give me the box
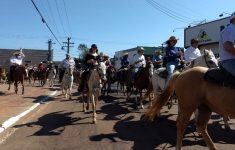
[114,46,162,69]
[0,48,51,70]
[184,17,230,57]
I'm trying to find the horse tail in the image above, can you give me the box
[144,71,180,121]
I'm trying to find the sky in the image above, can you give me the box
[0,0,234,61]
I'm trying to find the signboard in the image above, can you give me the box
[184,17,230,47]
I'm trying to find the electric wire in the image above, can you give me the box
[30,0,63,48]
[62,0,72,37]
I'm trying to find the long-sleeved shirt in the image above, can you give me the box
[121,57,129,68]
[184,46,201,62]
[10,55,25,65]
[84,53,100,67]
[165,46,181,62]
[60,58,75,69]
[132,53,146,68]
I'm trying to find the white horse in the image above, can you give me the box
[61,65,74,100]
[47,67,56,87]
[152,49,218,99]
[82,62,106,124]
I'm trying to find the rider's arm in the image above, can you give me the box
[222,28,235,55]
[224,41,235,55]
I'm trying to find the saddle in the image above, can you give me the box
[204,66,235,88]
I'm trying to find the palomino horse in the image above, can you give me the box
[8,65,27,94]
[61,65,74,100]
[144,66,235,150]
[82,62,106,124]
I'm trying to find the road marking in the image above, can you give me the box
[0,90,57,134]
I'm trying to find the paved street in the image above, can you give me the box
[0,83,235,150]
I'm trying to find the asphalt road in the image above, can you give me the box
[0,86,234,150]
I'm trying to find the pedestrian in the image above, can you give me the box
[219,12,235,77]
[184,38,201,63]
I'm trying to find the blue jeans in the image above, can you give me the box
[220,59,235,77]
[166,61,179,80]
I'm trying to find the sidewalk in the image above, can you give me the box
[0,83,57,132]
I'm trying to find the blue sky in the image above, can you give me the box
[0,0,234,61]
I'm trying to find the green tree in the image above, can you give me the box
[78,43,89,60]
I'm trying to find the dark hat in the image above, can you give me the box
[166,36,178,42]
[91,44,97,49]
[191,38,199,44]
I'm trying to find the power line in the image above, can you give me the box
[145,0,192,23]
[62,0,72,37]
[30,0,63,48]
[54,0,68,37]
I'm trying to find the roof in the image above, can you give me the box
[120,46,163,55]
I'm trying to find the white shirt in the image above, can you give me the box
[61,58,75,69]
[219,23,235,61]
[132,53,146,68]
[184,46,201,62]
[10,55,24,65]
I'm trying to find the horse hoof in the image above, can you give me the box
[140,105,144,109]
[93,120,97,124]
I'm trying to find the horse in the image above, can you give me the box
[61,65,74,100]
[133,62,154,109]
[73,68,82,86]
[8,65,27,94]
[103,65,117,96]
[0,67,7,84]
[144,66,235,150]
[150,49,218,107]
[47,67,57,87]
[82,62,106,124]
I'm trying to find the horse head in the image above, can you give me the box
[65,65,74,76]
[98,62,107,81]
[203,49,218,68]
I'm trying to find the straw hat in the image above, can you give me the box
[13,51,21,55]
[137,47,145,52]
[123,52,128,56]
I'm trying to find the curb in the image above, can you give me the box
[0,90,57,134]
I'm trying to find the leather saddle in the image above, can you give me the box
[204,66,235,88]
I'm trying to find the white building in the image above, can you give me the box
[184,17,230,57]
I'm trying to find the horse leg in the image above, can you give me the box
[222,115,231,130]
[91,94,97,124]
[22,81,24,95]
[14,82,18,94]
[176,108,194,150]
[69,87,72,100]
[82,92,87,112]
[196,105,217,150]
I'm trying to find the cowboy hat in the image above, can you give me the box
[230,12,235,22]
[166,36,179,42]
[13,51,21,55]
[137,47,144,52]
[123,52,128,56]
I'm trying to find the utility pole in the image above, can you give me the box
[47,39,55,62]
[62,37,74,54]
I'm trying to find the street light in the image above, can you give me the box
[219,12,231,17]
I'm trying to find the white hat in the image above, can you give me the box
[230,12,235,22]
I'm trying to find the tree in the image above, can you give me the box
[78,43,89,60]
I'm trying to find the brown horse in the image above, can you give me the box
[144,66,235,150]
[0,67,6,83]
[8,65,27,94]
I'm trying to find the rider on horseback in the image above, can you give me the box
[9,48,25,81]
[38,62,45,73]
[164,36,184,80]
[59,53,75,83]
[78,44,100,92]
[184,38,201,64]
[219,12,235,77]
[131,47,146,81]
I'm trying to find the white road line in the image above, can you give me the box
[0,90,57,134]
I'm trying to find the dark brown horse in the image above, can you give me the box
[8,65,27,94]
[103,66,117,96]
[132,63,153,109]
